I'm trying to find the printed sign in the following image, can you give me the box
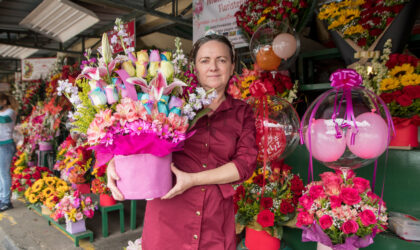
[21,57,56,81]
[106,19,136,54]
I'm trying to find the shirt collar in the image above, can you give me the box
[214,94,233,114]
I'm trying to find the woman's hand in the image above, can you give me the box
[106,158,124,201]
[161,163,196,200]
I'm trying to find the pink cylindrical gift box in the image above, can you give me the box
[114,153,172,200]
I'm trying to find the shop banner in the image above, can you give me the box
[106,19,136,54]
[193,0,247,48]
[21,57,56,81]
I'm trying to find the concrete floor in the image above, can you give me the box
[0,197,147,250]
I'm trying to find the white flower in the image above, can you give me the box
[193,101,202,110]
[111,35,118,44]
[196,87,206,97]
[126,238,142,250]
[189,93,197,103]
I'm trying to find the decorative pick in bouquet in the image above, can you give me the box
[300,69,395,180]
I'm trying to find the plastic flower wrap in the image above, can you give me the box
[235,0,312,38]
[25,176,70,209]
[51,190,97,223]
[234,161,304,239]
[296,170,387,249]
[318,0,409,49]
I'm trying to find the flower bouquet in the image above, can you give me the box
[317,0,416,66]
[91,164,116,206]
[296,170,387,249]
[10,164,52,198]
[68,19,216,200]
[234,161,304,248]
[235,0,314,39]
[25,176,70,211]
[355,40,420,147]
[51,191,97,234]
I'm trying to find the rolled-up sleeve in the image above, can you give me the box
[231,104,258,183]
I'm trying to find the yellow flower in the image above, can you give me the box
[241,89,250,99]
[328,15,347,30]
[401,73,420,86]
[13,166,25,174]
[257,16,266,26]
[31,179,44,193]
[245,172,257,184]
[318,5,339,20]
[343,24,365,36]
[241,76,255,89]
[56,180,68,189]
[28,194,38,203]
[24,187,32,198]
[380,78,400,91]
[45,177,56,186]
[57,185,69,196]
[390,64,415,78]
[45,196,57,209]
[343,9,360,23]
[263,7,273,14]
[42,187,55,198]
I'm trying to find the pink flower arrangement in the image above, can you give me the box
[51,191,97,223]
[296,170,387,249]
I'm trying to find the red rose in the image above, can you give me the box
[380,93,395,103]
[257,209,275,228]
[372,17,381,25]
[235,185,245,198]
[396,94,413,107]
[403,85,420,99]
[283,1,292,8]
[309,185,325,199]
[320,172,342,196]
[340,188,361,205]
[291,8,298,14]
[291,175,304,195]
[352,177,370,193]
[296,211,314,227]
[319,214,333,230]
[357,38,367,47]
[329,195,342,209]
[341,220,359,234]
[392,4,404,13]
[234,203,239,214]
[386,17,394,26]
[367,191,380,204]
[360,209,378,226]
[253,174,265,187]
[280,201,295,214]
[369,29,382,37]
[261,197,273,209]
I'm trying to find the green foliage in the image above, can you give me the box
[71,78,105,134]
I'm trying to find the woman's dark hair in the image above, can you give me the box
[0,92,10,105]
[190,34,235,64]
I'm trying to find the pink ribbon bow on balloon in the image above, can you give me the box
[330,69,362,89]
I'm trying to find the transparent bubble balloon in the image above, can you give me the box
[301,87,392,171]
[250,21,300,71]
[249,96,300,162]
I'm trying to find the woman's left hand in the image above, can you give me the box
[161,163,196,200]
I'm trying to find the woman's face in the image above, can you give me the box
[195,40,234,93]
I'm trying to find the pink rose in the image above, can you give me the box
[296,211,314,227]
[84,209,94,218]
[85,196,92,205]
[360,209,378,226]
[75,212,84,221]
[298,194,314,211]
[353,177,370,193]
[319,214,333,230]
[367,191,379,204]
[336,169,355,179]
[309,185,325,199]
[341,220,359,234]
[340,188,361,205]
[320,172,343,196]
[329,195,342,209]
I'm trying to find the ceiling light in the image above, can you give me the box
[20,0,100,42]
[0,44,38,59]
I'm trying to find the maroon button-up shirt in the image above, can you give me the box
[142,95,258,250]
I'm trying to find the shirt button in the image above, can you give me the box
[202,164,207,168]
[193,234,198,239]
[205,143,208,147]
[201,188,205,192]
[196,211,201,216]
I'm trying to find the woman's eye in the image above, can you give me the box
[200,59,209,63]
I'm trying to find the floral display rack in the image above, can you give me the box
[297,34,420,91]
[27,203,93,247]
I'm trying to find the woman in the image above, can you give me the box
[108,34,258,249]
[0,93,16,212]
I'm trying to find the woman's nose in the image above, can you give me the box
[209,60,218,71]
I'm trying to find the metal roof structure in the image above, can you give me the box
[0,0,193,79]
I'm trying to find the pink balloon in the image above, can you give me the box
[305,119,346,162]
[346,112,388,159]
[272,33,297,59]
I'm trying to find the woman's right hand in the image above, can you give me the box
[107,158,124,201]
